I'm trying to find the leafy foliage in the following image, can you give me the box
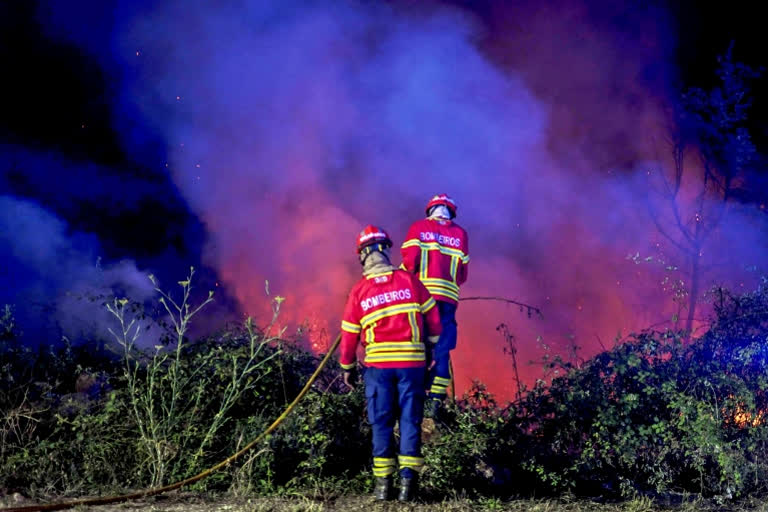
[422,279,768,502]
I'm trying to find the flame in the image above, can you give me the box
[725,395,765,428]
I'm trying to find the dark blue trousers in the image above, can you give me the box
[428,301,457,398]
[364,366,426,478]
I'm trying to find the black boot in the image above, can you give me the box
[374,476,392,501]
[398,474,418,502]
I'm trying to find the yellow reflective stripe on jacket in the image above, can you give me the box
[428,289,459,302]
[402,238,468,261]
[421,277,459,292]
[420,296,436,313]
[419,247,428,280]
[365,352,426,364]
[416,241,467,259]
[424,285,459,302]
[365,342,426,354]
[363,338,427,364]
[340,361,356,370]
[360,302,421,329]
[341,320,361,334]
[421,278,460,300]
[408,311,420,343]
[449,255,458,280]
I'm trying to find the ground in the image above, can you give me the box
[5,493,768,512]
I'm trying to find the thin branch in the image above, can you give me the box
[460,296,543,318]
[594,334,607,352]
[646,202,691,254]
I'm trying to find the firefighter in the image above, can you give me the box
[401,194,469,418]
[340,225,442,502]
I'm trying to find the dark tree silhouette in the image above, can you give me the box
[648,43,763,337]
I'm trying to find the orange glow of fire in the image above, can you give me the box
[725,395,765,428]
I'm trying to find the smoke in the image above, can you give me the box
[108,0,550,354]
[0,193,157,347]
[34,0,766,400]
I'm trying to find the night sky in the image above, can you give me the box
[1,0,766,400]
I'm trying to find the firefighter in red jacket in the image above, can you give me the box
[340,225,442,502]
[401,194,469,417]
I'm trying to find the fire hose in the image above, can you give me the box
[1,334,343,512]
[1,295,539,512]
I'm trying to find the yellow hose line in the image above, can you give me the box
[1,334,342,512]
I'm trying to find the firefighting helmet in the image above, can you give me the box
[425,193,457,218]
[356,225,393,258]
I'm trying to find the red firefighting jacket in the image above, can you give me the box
[400,218,469,305]
[340,269,442,369]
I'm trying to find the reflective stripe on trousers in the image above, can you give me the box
[429,301,457,398]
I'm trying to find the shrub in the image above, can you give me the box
[507,279,768,500]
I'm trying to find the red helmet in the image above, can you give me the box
[356,225,392,254]
[425,193,457,218]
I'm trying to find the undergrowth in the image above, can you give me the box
[2,276,768,508]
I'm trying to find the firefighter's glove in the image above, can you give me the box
[343,366,359,390]
[426,335,439,371]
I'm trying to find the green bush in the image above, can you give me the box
[505,279,768,500]
[413,280,768,502]
[421,382,512,497]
